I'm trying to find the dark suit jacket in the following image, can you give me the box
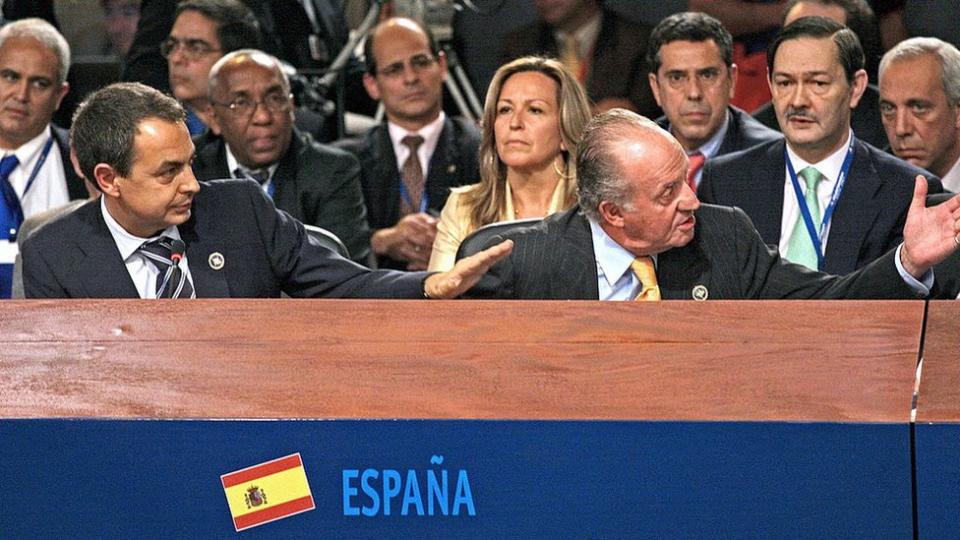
[21,179,425,299]
[334,117,481,269]
[752,84,888,150]
[499,8,660,118]
[698,138,942,275]
[467,205,918,300]
[656,106,781,156]
[52,125,89,201]
[191,128,371,264]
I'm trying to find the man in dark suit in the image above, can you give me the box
[192,49,371,263]
[499,0,659,117]
[21,82,511,299]
[699,17,942,275]
[334,18,481,270]
[0,19,89,297]
[468,109,960,301]
[648,12,780,192]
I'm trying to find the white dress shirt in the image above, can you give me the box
[101,198,194,299]
[4,125,69,219]
[226,146,279,195]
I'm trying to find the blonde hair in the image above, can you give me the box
[462,56,593,231]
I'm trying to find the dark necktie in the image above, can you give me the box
[0,154,21,238]
[235,167,273,198]
[138,237,195,299]
[400,135,425,215]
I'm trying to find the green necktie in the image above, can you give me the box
[786,166,823,270]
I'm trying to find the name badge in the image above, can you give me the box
[0,239,18,264]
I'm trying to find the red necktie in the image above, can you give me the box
[686,151,706,192]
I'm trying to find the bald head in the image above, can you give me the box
[209,48,288,97]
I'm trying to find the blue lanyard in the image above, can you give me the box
[398,174,429,213]
[784,135,855,270]
[8,136,54,229]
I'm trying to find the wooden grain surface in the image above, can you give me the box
[916,301,960,422]
[0,300,923,422]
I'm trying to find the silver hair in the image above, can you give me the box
[880,37,960,104]
[576,109,675,221]
[0,18,71,84]
[208,48,290,97]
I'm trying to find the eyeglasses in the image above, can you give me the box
[211,93,293,116]
[376,54,438,78]
[160,37,221,61]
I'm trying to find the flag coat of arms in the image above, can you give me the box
[221,453,315,531]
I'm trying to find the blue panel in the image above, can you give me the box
[0,420,911,538]
[916,423,960,540]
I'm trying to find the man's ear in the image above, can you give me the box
[598,200,625,228]
[93,163,120,198]
[362,72,381,101]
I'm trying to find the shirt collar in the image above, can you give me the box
[587,216,656,287]
[101,197,183,261]
[940,155,960,193]
[553,11,603,58]
[785,128,853,183]
[387,111,446,157]
[225,145,279,181]
[4,125,52,162]
[691,109,730,159]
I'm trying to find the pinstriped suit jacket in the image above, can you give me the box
[467,205,918,300]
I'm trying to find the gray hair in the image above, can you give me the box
[577,109,669,220]
[880,37,960,104]
[208,48,290,97]
[0,18,71,84]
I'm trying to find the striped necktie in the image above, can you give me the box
[138,237,195,298]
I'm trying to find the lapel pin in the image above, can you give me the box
[692,285,708,301]
[447,164,456,173]
[208,252,225,271]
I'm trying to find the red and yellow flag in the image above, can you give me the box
[221,453,315,532]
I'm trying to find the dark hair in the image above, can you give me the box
[781,0,881,80]
[175,0,261,53]
[767,16,864,82]
[71,82,185,185]
[646,11,733,74]
[363,17,440,75]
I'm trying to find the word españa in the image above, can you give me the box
[342,456,476,517]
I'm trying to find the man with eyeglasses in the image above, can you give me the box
[0,18,90,298]
[161,0,259,136]
[647,12,779,193]
[699,16,943,275]
[334,17,481,271]
[191,49,371,263]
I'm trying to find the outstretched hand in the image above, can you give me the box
[900,176,960,277]
[423,239,514,299]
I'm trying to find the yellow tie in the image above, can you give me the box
[631,256,661,301]
[560,33,582,79]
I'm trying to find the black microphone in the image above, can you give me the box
[170,239,186,264]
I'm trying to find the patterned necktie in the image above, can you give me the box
[400,135,425,215]
[138,237,195,298]
[560,33,583,80]
[786,166,824,270]
[0,154,21,239]
[686,151,706,192]
[631,256,661,301]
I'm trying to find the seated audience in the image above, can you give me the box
[648,12,780,192]
[499,0,659,116]
[700,17,941,275]
[466,109,960,300]
[192,49,371,263]
[427,56,592,272]
[20,82,511,299]
[335,17,481,271]
[879,37,960,193]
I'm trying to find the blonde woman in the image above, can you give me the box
[427,56,593,271]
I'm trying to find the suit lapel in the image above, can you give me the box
[426,118,457,210]
[178,210,230,298]
[366,126,401,226]
[822,141,881,273]
[716,107,740,156]
[272,132,301,220]
[658,238,711,300]
[74,204,140,298]
[751,141,788,244]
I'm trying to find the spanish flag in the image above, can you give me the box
[221,453,315,532]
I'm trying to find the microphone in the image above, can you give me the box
[170,239,186,264]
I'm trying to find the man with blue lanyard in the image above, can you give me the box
[699,16,943,275]
[0,18,89,297]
